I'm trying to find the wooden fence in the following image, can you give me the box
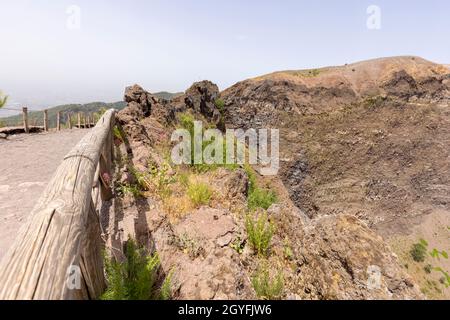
[0,109,116,299]
[0,107,98,136]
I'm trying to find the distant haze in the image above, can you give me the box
[0,0,449,111]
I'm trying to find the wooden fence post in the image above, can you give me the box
[83,113,87,129]
[22,107,29,133]
[44,110,49,132]
[67,113,72,129]
[57,111,61,131]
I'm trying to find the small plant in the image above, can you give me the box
[113,126,123,142]
[283,239,294,261]
[248,188,278,211]
[117,183,142,198]
[230,236,245,254]
[244,165,277,211]
[187,182,212,207]
[434,267,450,288]
[149,162,176,199]
[102,239,172,300]
[410,240,428,263]
[245,212,275,256]
[424,264,433,274]
[172,233,204,259]
[244,164,258,194]
[308,69,320,77]
[251,263,284,300]
[215,98,225,113]
[177,172,190,189]
[128,162,175,199]
[430,248,448,260]
[179,112,195,134]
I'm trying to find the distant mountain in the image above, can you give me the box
[153,91,184,100]
[0,101,126,128]
[0,91,183,128]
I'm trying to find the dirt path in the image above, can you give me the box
[0,130,89,261]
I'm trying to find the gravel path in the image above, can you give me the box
[0,130,89,261]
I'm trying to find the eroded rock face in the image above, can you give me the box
[297,215,423,300]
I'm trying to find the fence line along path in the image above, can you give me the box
[0,107,99,136]
[0,109,116,300]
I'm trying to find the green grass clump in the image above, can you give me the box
[178,112,237,172]
[245,212,274,256]
[244,165,277,211]
[410,240,428,263]
[113,126,124,142]
[149,162,176,199]
[179,113,195,134]
[434,268,450,288]
[252,264,284,300]
[187,182,212,207]
[248,188,278,211]
[102,239,172,300]
[215,98,225,113]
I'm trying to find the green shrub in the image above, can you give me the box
[179,113,195,134]
[245,165,257,194]
[248,188,278,211]
[434,267,450,288]
[252,264,284,300]
[187,182,212,207]
[244,165,277,211]
[102,239,172,300]
[149,162,176,198]
[215,99,225,113]
[410,241,428,263]
[245,212,274,256]
[117,183,142,198]
[230,236,245,255]
[113,126,123,142]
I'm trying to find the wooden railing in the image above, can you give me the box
[0,109,116,300]
[0,107,98,136]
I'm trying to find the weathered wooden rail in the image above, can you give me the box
[0,109,116,300]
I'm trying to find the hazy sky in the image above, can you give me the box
[0,0,449,110]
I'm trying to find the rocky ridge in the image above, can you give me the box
[103,75,424,300]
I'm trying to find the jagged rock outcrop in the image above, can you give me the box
[172,80,223,128]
